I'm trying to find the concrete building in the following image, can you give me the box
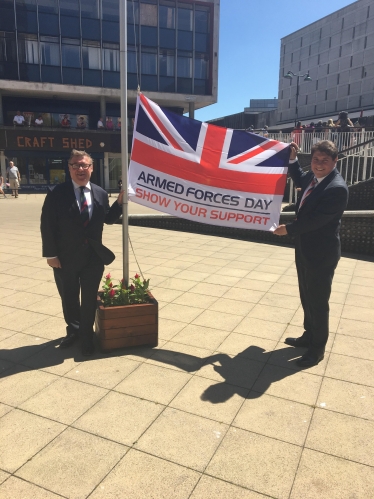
[278,0,374,126]
[0,0,219,190]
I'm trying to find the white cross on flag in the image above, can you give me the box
[128,94,290,231]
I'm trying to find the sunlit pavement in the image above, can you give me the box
[0,194,374,499]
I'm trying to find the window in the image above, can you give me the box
[159,2,175,29]
[38,0,58,13]
[141,26,157,46]
[160,28,175,48]
[128,0,139,24]
[177,4,192,31]
[40,36,60,66]
[194,53,208,79]
[62,39,81,68]
[128,46,138,73]
[159,49,175,76]
[195,7,209,33]
[38,13,59,36]
[18,33,39,64]
[59,0,79,16]
[81,0,100,19]
[141,48,157,74]
[16,0,37,8]
[140,3,157,26]
[60,16,80,37]
[103,43,120,71]
[102,0,119,21]
[0,31,17,62]
[177,50,192,77]
[82,41,101,69]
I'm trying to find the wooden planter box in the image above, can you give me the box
[95,291,158,351]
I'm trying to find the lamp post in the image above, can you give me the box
[284,71,312,127]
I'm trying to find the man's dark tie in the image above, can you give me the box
[299,177,318,208]
[79,186,89,227]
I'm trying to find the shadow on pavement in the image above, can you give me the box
[0,339,303,402]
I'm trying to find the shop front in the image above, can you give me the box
[0,129,120,191]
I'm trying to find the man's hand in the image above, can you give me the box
[47,257,61,268]
[289,141,299,161]
[273,225,288,236]
[117,189,125,205]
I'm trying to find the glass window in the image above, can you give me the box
[16,9,38,33]
[194,53,208,79]
[63,67,82,85]
[127,24,139,45]
[62,39,81,68]
[103,71,120,88]
[177,5,192,31]
[0,7,15,32]
[142,74,157,91]
[159,49,174,76]
[18,34,39,64]
[60,15,80,37]
[41,65,61,83]
[160,28,175,48]
[141,48,157,74]
[0,32,17,62]
[16,0,37,9]
[160,76,175,92]
[28,157,48,185]
[19,63,40,81]
[177,77,191,93]
[159,3,175,29]
[128,46,138,73]
[81,18,101,40]
[177,30,192,50]
[38,13,59,36]
[195,32,208,53]
[194,79,208,95]
[127,0,139,24]
[177,50,192,77]
[102,21,119,43]
[103,44,119,71]
[82,42,101,69]
[38,0,58,13]
[103,0,119,21]
[83,69,101,86]
[81,0,100,19]
[140,3,157,26]
[195,7,209,33]
[59,0,79,16]
[40,36,60,66]
[141,26,157,46]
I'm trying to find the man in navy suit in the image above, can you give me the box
[41,150,123,356]
[274,140,348,367]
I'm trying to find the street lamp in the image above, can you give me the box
[284,71,312,127]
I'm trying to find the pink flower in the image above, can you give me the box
[105,273,111,279]
[130,284,135,292]
[135,273,140,279]
[109,289,116,298]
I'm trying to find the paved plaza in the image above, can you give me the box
[0,194,374,499]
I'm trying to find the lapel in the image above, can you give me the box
[297,169,338,216]
[65,181,81,221]
[90,183,101,227]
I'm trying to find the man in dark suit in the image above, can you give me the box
[274,140,348,367]
[41,149,123,356]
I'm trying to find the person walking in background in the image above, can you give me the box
[0,174,7,198]
[41,149,124,356]
[274,140,348,367]
[6,161,21,198]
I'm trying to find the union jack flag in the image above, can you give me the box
[129,94,290,231]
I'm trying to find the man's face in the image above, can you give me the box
[311,151,337,179]
[9,162,14,167]
[68,156,93,186]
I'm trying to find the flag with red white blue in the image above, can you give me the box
[128,93,290,231]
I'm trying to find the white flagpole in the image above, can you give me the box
[119,0,129,287]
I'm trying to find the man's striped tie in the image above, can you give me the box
[79,186,89,227]
[299,177,318,208]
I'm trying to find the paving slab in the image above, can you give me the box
[0,195,373,498]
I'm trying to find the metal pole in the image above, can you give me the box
[120,0,129,286]
[295,75,300,128]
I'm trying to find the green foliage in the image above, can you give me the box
[100,273,151,307]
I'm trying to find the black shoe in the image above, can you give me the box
[59,333,78,349]
[81,343,95,357]
[284,336,309,348]
[296,350,324,368]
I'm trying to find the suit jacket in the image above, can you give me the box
[286,162,348,269]
[41,180,122,265]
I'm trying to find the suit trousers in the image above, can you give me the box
[53,246,104,346]
[295,253,336,352]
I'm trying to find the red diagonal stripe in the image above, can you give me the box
[200,124,227,170]
[132,139,287,195]
[227,140,279,164]
[140,94,183,151]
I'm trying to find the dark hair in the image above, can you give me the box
[296,121,301,127]
[311,140,338,160]
[339,111,348,119]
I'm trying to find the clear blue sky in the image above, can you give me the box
[195,0,356,122]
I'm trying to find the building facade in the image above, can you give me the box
[278,0,374,125]
[0,0,219,190]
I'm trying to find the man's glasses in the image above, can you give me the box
[69,163,92,170]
